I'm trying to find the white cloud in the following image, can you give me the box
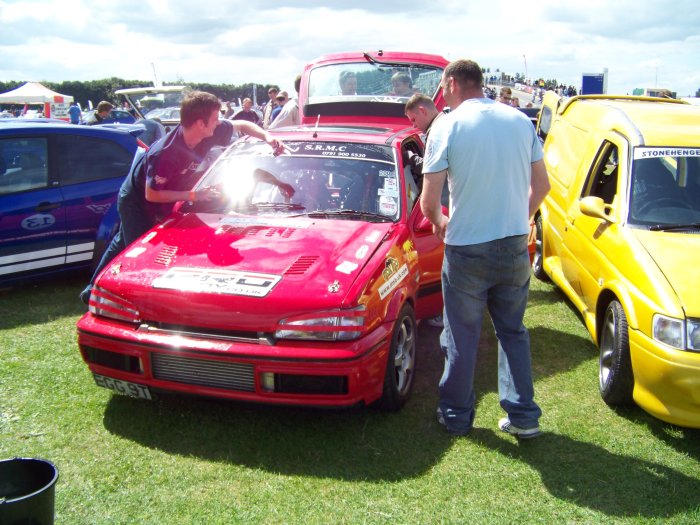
[0,0,698,96]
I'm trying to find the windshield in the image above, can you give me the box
[187,141,400,221]
[628,147,700,227]
[143,107,181,120]
[118,87,187,121]
[308,62,443,102]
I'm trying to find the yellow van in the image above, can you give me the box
[534,93,700,428]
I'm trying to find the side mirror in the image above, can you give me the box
[413,205,449,233]
[414,215,433,233]
[580,196,614,222]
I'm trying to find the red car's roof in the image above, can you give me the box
[305,50,450,69]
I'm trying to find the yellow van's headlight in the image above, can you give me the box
[687,319,700,351]
[652,314,700,352]
[652,314,684,349]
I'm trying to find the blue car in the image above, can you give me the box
[0,121,145,286]
[81,108,137,125]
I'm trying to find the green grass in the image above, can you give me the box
[2,274,700,524]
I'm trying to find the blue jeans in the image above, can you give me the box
[438,235,541,433]
[82,197,155,298]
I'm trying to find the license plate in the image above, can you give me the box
[93,373,152,400]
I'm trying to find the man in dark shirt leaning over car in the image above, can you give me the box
[80,90,285,304]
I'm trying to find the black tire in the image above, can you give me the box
[598,300,634,405]
[532,215,548,281]
[377,303,417,411]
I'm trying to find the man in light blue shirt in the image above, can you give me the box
[420,59,550,438]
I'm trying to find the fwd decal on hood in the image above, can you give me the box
[153,267,282,297]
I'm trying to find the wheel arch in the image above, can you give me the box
[595,284,639,344]
[384,286,415,324]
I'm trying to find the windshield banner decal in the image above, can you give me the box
[634,148,700,159]
[282,142,392,162]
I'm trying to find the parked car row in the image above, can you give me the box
[5,52,698,427]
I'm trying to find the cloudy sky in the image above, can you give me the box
[1,0,699,97]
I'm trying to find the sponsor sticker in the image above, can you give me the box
[86,203,112,215]
[382,257,399,281]
[21,213,55,231]
[379,264,409,299]
[153,267,281,297]
[378,188,399,198]
[402,239,417,262]
[355,245,369,259]
[379,196,398,216]
[125,247,146,258]
[336,261,358,274]
[365,230,382,243]
[141,231,157,243]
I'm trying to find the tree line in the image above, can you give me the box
[0,78,279,108]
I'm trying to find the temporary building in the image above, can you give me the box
[0,82,73,104]
[0,82,73,119]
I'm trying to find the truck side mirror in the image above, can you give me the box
[580,196,614,222]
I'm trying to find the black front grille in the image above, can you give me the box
[82,346,141,374]
[151,353,255,392]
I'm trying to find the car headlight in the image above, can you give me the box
[276,307,366,341]
[652,314,700,352]
[89,285,142,324]
[687,319,700,351]
[653,314,684,349]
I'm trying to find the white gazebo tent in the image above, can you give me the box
[0,82,73,119]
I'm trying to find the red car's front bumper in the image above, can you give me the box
[77,313,393,408]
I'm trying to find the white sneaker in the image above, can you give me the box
[498,417,541,439]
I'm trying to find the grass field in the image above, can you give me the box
[2,274,699,524]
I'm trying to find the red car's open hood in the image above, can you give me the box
[98,213,395,329]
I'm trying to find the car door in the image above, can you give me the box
[52,131,134,267]
[561,138,629,312]
[0,134,67,280]
[401,137,445,320]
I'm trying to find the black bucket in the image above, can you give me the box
[0,458,59,525]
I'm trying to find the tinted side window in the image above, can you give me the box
[0,137,49,195]
[54,134,132,185]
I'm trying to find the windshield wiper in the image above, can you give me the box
[649,222,700,231]
[362,51,417,68]
[305,209,393,222]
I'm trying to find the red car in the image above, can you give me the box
[77,51,448,409]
